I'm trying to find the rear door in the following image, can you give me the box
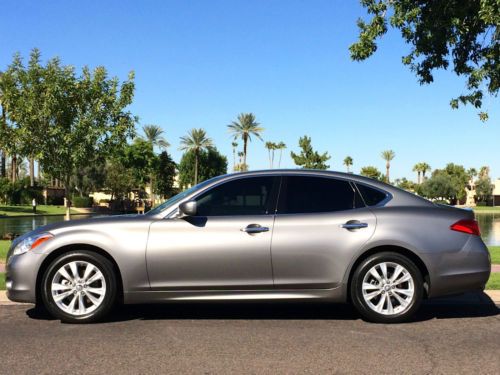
[271,175,376,289]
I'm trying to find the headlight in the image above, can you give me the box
[12,233,54,256]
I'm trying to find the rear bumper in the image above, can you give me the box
[5,252,46,304]
[425,236,491,298]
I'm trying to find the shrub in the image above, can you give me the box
[72,196,94,208]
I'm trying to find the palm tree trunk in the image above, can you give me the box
[64,181,71,219]
[233,149,236,171]
[37,160,41,181]
[194,151,199,185]
[243,135,248,167]
[386,162,390,183]
[29,157,35,186]
[278,149,283,168]
[271,149,275,169]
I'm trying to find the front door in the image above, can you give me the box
[146,176,280,290]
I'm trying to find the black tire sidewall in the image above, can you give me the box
[41,251,117,323]
[351,252,423,323]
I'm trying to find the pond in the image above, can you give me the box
[1,213,499,246]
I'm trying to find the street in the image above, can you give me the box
[0,294,499,374]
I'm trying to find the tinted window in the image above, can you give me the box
[279,176,359,214]
[195,177,276,216]
[356,183,388,206]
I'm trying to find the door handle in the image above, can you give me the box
[241,224,270,234]
[341,221,368,230]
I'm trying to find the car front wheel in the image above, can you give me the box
[350,252,423,323]
[41,250,117,323]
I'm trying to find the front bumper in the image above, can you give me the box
[5,251,47,304]
[425,236,491,298]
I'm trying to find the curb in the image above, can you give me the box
[1,290,500,306]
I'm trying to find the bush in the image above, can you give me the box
[72,196,94,208]
[0,177,44,205]
[476,201,487,207]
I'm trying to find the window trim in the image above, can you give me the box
[353,182,392,207]
[276,175,366,216]
[186,175,282,218]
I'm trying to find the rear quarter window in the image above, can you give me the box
[356,183,388,206]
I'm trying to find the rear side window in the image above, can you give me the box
[356,183,388,206]
[279,176,361,214]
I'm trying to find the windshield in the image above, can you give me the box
[146,175,225,216]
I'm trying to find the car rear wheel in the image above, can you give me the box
[350,252,423,323]
[41,251,117,323]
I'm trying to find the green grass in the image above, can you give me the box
[489,246,500,265]
[0,205,77,217]
[473,206,500,214]
[486,273,500,290]
[0,273,4,290]
[0,240,10,262]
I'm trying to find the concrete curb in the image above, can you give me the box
[1,290,499,306]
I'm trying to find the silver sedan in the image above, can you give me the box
[5,170,491,323]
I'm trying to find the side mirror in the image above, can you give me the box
[178,200,197,217]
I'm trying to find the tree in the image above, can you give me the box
[228,113,264,167]
[343,156,353,173]
[421,163,431,181]
[350,1,499,121]
[265,141,276,168]
[104,160,135,200]
[394,177,415,191]
[381,150,395,183]
[142,124,169,204]
[178,147,227,188]
[36,61,136,216]
[142,124,169,150]
[0,72,7,179]
[231,141,238,171]
[360,166,383,181]
[290,136,330,170]
[413,163,422,184]
[154,151,177,199]
[276,141,286,168]
[420,163,469,204]
[179,128,213,185]
[121,138,156,189]
[475,166,493,203]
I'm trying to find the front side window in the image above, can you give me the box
[279,176,362,214]
[195,176,276,216]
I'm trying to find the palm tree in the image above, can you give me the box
[265,141,275,168]
[276,142,286,168]
[142,124,170,150]
[179,128,213,185]
[343,156,353,173]
[227,113,264,167]
[381,150,395,183]
[231,142,238,171]
[421,163,431,182]
[413,163,422,184]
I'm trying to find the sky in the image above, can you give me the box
[1,0,499,180]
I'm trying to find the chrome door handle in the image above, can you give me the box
[241,224,270,234]
[341,222,368,230]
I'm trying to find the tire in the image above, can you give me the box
[350,252,423,323]
[41,250,118,323]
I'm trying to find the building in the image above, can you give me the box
[493,179,500,206]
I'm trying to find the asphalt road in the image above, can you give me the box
[0,294,499,374]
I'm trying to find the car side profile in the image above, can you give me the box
[5,170,491,323]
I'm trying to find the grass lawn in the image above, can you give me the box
[486,273,500,290]
[0,240,10,262]
[0,273,4,290]
[473,206,500,214]
[489,246,500,265]
[0,205,77,216]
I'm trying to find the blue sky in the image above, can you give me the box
[1,0,499,180]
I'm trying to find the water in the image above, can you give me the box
[1,213,499,246]
[0,214,94,238]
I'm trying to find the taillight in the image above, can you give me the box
[450,219,480,236]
